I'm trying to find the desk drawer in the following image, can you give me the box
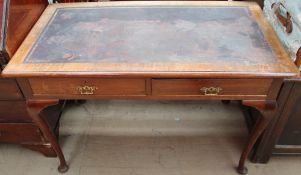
[29,78,146,97]
[152,79,272,97]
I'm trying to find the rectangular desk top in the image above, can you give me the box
[2,1,299,78]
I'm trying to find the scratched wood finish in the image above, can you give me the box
[2,1,299,78]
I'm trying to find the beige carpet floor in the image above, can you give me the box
[0,100,300,175]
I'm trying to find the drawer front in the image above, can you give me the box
[0,79,23,100]
[0,123,44,144]
[29,78,146,97]
[152,79,272,98]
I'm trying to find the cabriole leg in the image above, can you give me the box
[237,100,276,174]
[27,99,69,173]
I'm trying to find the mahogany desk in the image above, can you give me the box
[2,1,299,174]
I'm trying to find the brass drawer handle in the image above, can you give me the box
[77,85,98,95]
[200,87,222,96]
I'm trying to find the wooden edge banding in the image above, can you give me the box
[2,71,298,79]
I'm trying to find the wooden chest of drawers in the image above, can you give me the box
[0,0,62,157]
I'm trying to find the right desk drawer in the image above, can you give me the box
[152,79,273,98]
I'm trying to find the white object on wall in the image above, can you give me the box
[264,0,301,70]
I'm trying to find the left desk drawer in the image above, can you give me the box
[29,78,146,98]
[0,79,23,100]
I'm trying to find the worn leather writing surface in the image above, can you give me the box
[25,6,277,65]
